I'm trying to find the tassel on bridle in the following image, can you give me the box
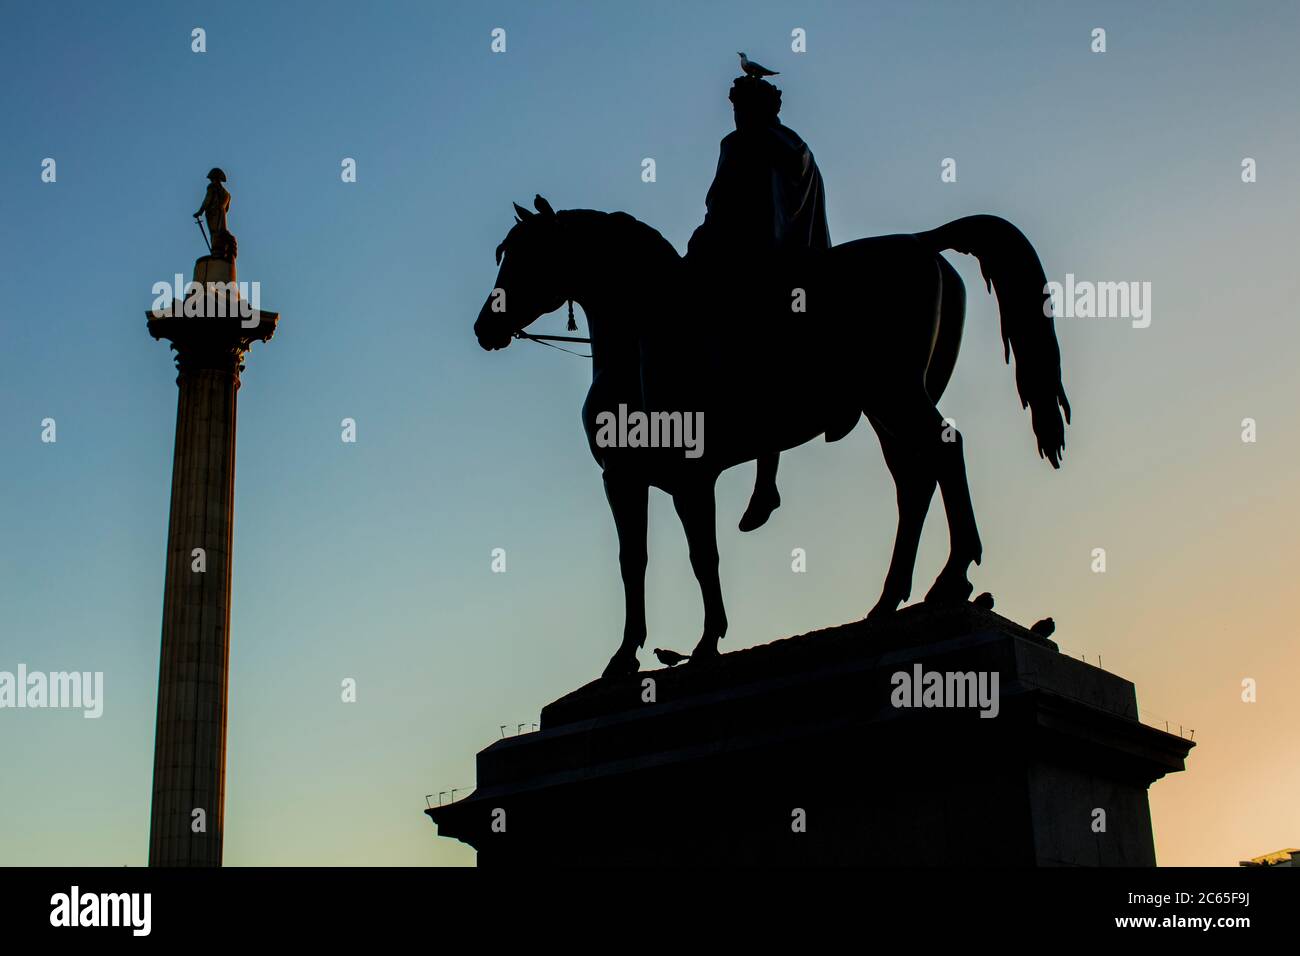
[512,298,590,356]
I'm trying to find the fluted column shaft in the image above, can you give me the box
[148,358,240,867]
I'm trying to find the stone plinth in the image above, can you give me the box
[144,277,278,868]
[192,254,235,287]
[426,604,1194,866]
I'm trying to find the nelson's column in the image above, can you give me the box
[144,168,279,866]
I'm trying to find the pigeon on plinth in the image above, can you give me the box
[653,648,690,668]
[738,52,779,78]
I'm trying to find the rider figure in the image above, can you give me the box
[686,75,831,531]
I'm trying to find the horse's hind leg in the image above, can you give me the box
[601,473,648,678]
[927,417,983,603]
[672,480,728,661]
[872,385,982,606]
[867,417,937,619]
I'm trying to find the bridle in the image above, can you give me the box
[512,299,592,357]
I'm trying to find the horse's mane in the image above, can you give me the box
[559,208,682,267]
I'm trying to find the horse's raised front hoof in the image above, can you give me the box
[600,647,640,679]
[923,573,974,606]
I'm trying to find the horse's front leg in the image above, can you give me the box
[601,472,648,678]
[672,479,728,661]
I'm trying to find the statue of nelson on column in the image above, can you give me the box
[194,167,238,262]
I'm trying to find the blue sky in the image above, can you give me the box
[2,1,1298,865]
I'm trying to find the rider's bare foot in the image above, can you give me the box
[738,485,780,532]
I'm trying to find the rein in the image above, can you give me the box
[512,300,592,358]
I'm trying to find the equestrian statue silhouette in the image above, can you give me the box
[473,75,1070,680]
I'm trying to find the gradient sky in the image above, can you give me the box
[1,1,1297,866]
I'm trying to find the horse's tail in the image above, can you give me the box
[917,215,1071,468]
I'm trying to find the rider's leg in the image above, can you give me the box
[739,452,781,532]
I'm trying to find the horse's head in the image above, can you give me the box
[475,195,568,351]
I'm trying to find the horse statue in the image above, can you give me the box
[474,196,1070,678]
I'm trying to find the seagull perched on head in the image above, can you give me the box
[738,52,779,78]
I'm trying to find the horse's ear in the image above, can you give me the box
[534,195,556,218]
[513,202,533,220]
